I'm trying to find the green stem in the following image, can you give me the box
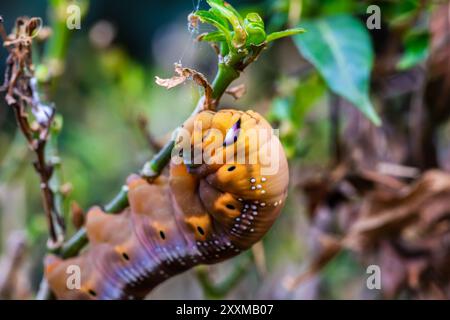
[211,63,240,100]
[58,227,88,259]
[141,140,175,179]
[104,186,129,212]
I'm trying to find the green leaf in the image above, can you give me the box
[397,30,429,70]
[293,15,381,126]
[194,10,229,30]
[194,10,232,47]
[266,27,306,43]
[244,13,266,46]
[207,0,247,48]
[198,31,226,42]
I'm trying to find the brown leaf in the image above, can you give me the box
[155,63,213,109]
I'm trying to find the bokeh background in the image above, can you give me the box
[1,0,450,299]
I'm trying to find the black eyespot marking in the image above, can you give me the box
[122,252,130,261]
[159,230,166,240]
[197,226,205,235]
[228,166,236,172]
[88,289,97,297]
[226,204,235,210]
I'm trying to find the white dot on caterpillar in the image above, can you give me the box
[274,201,278,206]
[256,184,262,189]
[260,202,266,207]
[250,229,254,232]
[250,178,256,183]
[254,200,259,204]
[238,198,243,202]
[251,186,256,190]
[261,177,267,182]
[235,218,240,221]
[242,214,246,218]
[243,208,247,212]
[252,211,258,216]
[244,204,249,208]
[251,205,257,210]
[249,215,254,220]
[261,190,266,194]
[214,240,219,245]
[215,254,220,258]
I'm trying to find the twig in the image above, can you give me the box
[1,17,65,248]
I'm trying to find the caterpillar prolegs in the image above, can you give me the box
[44,109,289,300]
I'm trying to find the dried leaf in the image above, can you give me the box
[155,63,213,109]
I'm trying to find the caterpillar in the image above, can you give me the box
[44,109,289,300]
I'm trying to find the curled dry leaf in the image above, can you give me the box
[155,63,213,109]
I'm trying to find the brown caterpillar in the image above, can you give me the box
[44,109,289,300]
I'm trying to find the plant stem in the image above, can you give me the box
[141,140,175,179]
[103,185,129,212]
[212,63,240,100]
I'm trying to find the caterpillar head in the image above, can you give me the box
[170,109,289,250]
